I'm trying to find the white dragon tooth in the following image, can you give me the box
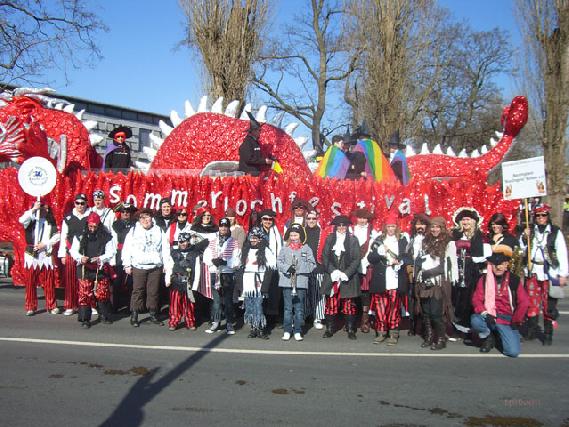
[432,144,443,154]
[495,131,503,139]
[135,161,150,173]
[284,122,299,136]
[307,162,319,173]
[255,105,268,123]
[490,137,498,147]
[0,100,7,107]
[13,87,55,97]
[197,96,208,112]
[170,110,183,127]
[303,149,317,159]
[54,103,64,111]
[239,104,252,120]
[63,104,75,113]
[480,145,488,154]
[159,120,173,136]
[74,109,85,121]
[211,97,224,113]
[89,134,104,146]
[446,147,456,156]
[149,133,164,149]
[470,149,480,158]
[224,100,240,118]
[83,120,98,131]
[405,145,416,157]
[294,136,308,148]
[272,111,285,128]
[458,149,468,158]
[184,100,196,118]
[143,146,157,159]
[420,143,430,154]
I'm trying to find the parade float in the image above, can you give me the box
[0,88,528,285]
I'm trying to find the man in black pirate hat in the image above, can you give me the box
[104,125,132,171]
[344,128,367,180]
[238,112,274,177]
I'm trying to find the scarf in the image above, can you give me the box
[289,241,302,251]
[484,264,497,316]
[332,232,346,257]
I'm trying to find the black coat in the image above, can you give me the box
[238,135,270,176]
[345,151,366,180]
[367,235,411,295]
[321,232,361,299]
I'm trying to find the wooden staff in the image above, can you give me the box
[524,198,532,272]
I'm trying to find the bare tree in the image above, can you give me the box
[253,0,358,154]
[179,0,269,104]
[516,0,569,225]
[0,0,107,84]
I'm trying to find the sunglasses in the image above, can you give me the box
[261,217,274,221]
[178,212,188,217]
[306,217,317,220]
[535,213,549,217]
[75,201,86,205]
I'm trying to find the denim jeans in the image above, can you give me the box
[210,273,235,324]
[470,314,521,358]
[283,288,306,334]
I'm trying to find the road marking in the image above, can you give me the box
[1,337,568,358]
[559,311,569,315]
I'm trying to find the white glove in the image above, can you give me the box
[331,270,342,282]
[339,272,349,282]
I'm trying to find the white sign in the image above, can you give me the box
[502,156,546,200]
[17,157,57,197]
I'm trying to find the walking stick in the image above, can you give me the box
[524,198,532,272]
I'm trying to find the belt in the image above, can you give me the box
[532,260,544,265]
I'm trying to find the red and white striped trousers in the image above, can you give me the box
[370,290,401,332]
[78,278,110,308]
[63,255,78,311]
[169,289,196,329]
[526,278,553,320]
[324,290,357,316]
[24,266,57,312]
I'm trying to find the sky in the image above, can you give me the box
[40,0,522,118]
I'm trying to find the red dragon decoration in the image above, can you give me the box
[0,90,528,286]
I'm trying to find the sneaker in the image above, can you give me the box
[50,307,61,315]
[91,308,98,316]
[313,320,324,330]
[282,332,291,341]
[25,310,34,316]
[205,322,219,334]
[63,309,75,316]
[168,325,177,331]
[226,324,236,335]
[294,333,303,341]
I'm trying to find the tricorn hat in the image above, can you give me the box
[284,223,307,244]
[108,125,133,140]
[331,215,352,226]
[453,207,481,225]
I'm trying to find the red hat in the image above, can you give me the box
[87,212,101,225]
[384,211,399,226]
[534,203,551,214]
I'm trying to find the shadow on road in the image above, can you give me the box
[99,332,228,427]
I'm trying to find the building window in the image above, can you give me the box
[139,128,152,151]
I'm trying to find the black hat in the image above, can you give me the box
[178,233,191,243]
[487,244,513,265]
[219,218,231,227]
[159,198,171,207]
[331,215,352,226]
[388,130,405,149]
[291,199,310,210]
[92,189,105,199]
[453,207,481,224]
[75,193,87,202]
[246,111,262,131]
[258,209,277,219]
[117,202,137,213]
[108,125,133,139]
[412,213,431,225]
[248,226,267,241]
[284,223,307,244]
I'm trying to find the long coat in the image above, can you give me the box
[321,232,361,299]
[367,234,411,295]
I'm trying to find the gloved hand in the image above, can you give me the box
[287,265,296,275]
[212,258,227,267]
[330,270,342,282]
[485,314,496,328]
[339,272,349,282]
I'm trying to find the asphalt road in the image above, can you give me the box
[1,280,568,427]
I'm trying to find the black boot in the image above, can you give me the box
[421,318,434,348]
[248,327,258,338]
[543,320,553,346]
[149,312,164,326]
[323,315,334,338]
[431,320,447,351]
[99,302,113,324]
[257,327,270,340]
[480,333,494,353]
[347,315,357,340]
[408,317,416,336]
[78,306,92,327]
[130,311,139,327]
[525,316,538,341]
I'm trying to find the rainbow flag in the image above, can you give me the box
[353,138,398,184]
[315,145,350,178]
[390,149,411,185]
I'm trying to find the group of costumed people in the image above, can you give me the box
[19,185,568,356]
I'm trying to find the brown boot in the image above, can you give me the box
[360,307,370,333]
[373,331,387,344]
[386,329,400,346]
[421,318,433,348]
